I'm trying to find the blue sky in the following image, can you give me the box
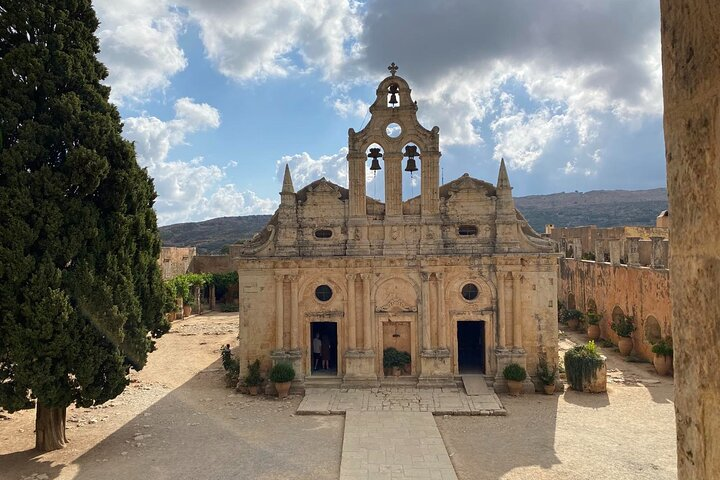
[93,0,665,225]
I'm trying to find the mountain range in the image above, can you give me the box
[159,188,668,254]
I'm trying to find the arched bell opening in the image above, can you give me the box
[365,143,386,202]
[387,82,401,108]
[401,142,422,203]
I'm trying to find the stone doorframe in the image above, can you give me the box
[449,310,496,376]
[375,313,418,377]
[303,315,344,378]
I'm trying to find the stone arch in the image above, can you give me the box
[644,315,662,344]
[612,305,625,324]
[298,274,346,304]
[445,272,495,309]
[372,274,420,305]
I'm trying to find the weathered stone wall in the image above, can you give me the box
[559,258,671,362]
[549,225,668,258]
[189,254,235,274]
[661,1,720,477]
[159,247,196,280]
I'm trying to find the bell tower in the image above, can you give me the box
[346,64,442,253]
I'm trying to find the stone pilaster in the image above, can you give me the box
[435,273,447,349]
[420,151,440,216]
[274,274,284,351]
[384,152,403,217]
[627,237,641,266]
[420,272,432,351]
[347,152,367,218]
[609,240,622,265]
[573,238,583,260]
[496,272,507,350]
[512,273,524,352]
[361,273,372,350]
[289,275,299,350]
[650,236,666,268]
[346,274,357,349]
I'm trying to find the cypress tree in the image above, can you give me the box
[0,0,169,451]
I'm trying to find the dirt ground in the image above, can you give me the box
[1,319,677,480]
[0,313,344,480]
[438,330,677,480]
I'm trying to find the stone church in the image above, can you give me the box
[231,65,558,392]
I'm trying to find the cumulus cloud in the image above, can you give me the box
[94,0,187,105]
[277,148,349,188]
[123,98,276,224]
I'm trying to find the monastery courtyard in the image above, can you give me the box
[0,312,676,480]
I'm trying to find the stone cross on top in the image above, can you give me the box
[388,62,398,76]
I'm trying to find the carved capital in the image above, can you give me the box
[420,271,431,282]
[346,273,357,281]
[359,273,371,281]
[274,274,286,283]
[286,274,298,283]
[434,272,444,280]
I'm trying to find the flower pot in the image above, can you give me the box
[567,318,579,330]
[275,381,291,399]
[248,385,258,396]
[587,324,600,340]
[618,337,633,356]
[183,305,192,318]
[392,366,401,377]
[543,384,556,395]
[506,380,523,396]
[653,354,672,376]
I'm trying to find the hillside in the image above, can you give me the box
[159,188,668,253]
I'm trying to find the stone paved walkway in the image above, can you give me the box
[297,386,506,416]
[340,411,458,480]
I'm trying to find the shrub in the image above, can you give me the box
[611,315,636,337]
[244,359,263,387]
[563,309,584,322]
[537,357,557,385]
[269,362,295,383]
[581,251,596,261]
[651,338,673,356]
[503,363,527,382]
[585,311,602,325]
[383,347,411,368]
[219,303,239,312]
[221,346,239,386]
[564,341,604,391]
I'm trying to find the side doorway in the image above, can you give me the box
[310,322,338,376]
[457,321,485,374]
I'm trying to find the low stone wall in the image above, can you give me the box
[559,258,671,361]
[189,254,234,274]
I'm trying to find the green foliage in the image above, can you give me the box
[383,347,411,369]
[585,311,603,325]
[163,271,237,304]
[218,303,239,312]
[537,357,557,385]
[503,363,527,382]
[651,337,673,356]
[581,251,596,261]
[564,342,604,391]
[269,362,295,383]
[563,309,584,322]
[557,300,566,323]
[0,0,167,415]
[221,347,239,386]
[611,315,636,338]
[244,360,263,387]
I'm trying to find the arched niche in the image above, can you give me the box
[567,293,577,310]
[644,315,662,344]
[365,143,386,202]
[587,299,598,313]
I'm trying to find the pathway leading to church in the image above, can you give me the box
[340,411,458,480]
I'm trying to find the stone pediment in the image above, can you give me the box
[376,295,418,313]
[308,178,339,195]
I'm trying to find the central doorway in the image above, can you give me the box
[457,321,485,374]
[310,322,337,376]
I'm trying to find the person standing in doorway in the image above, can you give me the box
[321,334,331,370]
[312,332,322,371]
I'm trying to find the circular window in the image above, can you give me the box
[461,283,479,301]
[386,123,402,138]
[315,285,333,302]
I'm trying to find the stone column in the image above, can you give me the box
[361,274,372,350]
[594,239,605,263]
[650,236,666,268]
[346,274,357,349]
[348,152,367,217]
[662,1,720,476]
[627,237,641,266]
[435,273,446,349]
[512,273,523,351]
[421,152,441,216]
[274,274,284,350]
[609,240,622,265]
[496,272,506,350]
[289,275,299,350]
[573,238,582,260]
[421,272,432,351]
[384,152,403,217]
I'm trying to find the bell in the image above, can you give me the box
[403,145,418,158]
[368,147,383,171]
[370,158,382,171]
[388,84,399,106]
[404,157,418,173]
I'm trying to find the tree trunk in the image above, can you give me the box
[35,403,68,452]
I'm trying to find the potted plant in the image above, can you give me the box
[651,337,673,376]
[269,362,295,398]
[383,348,410,376]
[586,311,602,340]
[564,309,583,331]
[244,359,263,395]
[537,357,557,395]
[221,346,240,388]
[564,340,607,393]
[611,314,636,356]
[503,363,527,396]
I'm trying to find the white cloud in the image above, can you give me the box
[123,98,276,224]
[94,0,186,105]
[277,147,349,188]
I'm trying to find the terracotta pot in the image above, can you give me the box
[587,324,600,340]
[392,366,401,377]
[275,381,291,399]
[543,384,556,395]
[653,354,672,376]
[167,311,176,322]
[618,337,633,356]
[183,305,192,317]
[248,385,258,396]
[506,380,523,396]
[567,318,579,331]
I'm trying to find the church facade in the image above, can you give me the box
[230,65,559,392]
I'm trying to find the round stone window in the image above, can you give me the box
[461,283,479,301]
[315,285,333,302]
[386,122,402,138]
